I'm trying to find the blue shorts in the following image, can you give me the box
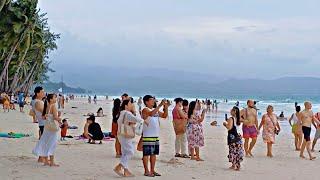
[143,137,160,156]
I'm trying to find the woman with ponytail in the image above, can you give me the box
[223,106,244,171]
[33,94,62,167]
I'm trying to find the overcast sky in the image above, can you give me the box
[39,0,320,80]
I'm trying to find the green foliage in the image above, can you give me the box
[0,0,59,93]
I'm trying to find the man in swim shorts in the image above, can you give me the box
[240,100,258,157]
[299,102,317,160]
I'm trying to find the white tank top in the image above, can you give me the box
[142,108,160,137]
[292,113,299,124]
[34,99,45,126]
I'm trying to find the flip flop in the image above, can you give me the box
[144,173,155,177]
[181,154,190,158]
[153,172,161,176]
[174,154,181,157]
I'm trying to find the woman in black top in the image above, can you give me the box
[223,106,244,171]
[112,98,121,157]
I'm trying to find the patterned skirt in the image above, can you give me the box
[227,141,244,169]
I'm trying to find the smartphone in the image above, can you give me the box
[225,114,228,121]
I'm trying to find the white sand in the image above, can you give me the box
[0,98,319,180]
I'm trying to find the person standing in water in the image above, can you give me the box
[298,102,317,160]
[258,105,281,157]
[141,95,169,177]
[289,106,303,151]
[240,100,258,157]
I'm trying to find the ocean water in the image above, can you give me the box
[80,94,319,136]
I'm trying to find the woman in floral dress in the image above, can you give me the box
[187,100,206,161]
[259,105,281,157]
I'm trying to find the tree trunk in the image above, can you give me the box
[9,38,32,93]
[16,62,37,92]
[0,29,27,86]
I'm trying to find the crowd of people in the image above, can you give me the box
[110,95,320,177]
[3,87,319,177]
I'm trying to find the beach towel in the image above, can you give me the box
[0,132,31,138]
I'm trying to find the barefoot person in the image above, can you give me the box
[311,111,320,152]
[33,86,46,139]
[172,98,189,158]
[240,100,258,157]
[289,106,303,150]
[258,105,281,157]
[187,100,205,161]
[141,95,169,177]
[33,94,61,167]
[223,106,244,171]
[299,102,317,160]
[112,99,122,157]
[113,99,144,177]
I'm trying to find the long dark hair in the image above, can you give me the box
[112,98,121,120]
[42,94,55,116]
[232,106,240,126]
[188,101,196,119]
[120,100,130,111]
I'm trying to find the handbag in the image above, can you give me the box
[120,112,135,138]
[28,109,35,117]
[268,115,279,135]
[45,118,59,132]
[135,121,143,136]
[228,117,242,144]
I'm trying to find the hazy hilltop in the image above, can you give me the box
[49,65,320,96]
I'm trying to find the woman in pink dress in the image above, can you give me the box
[187,100,206,161]
[258,105,281,157]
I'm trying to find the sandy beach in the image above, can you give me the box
[0,98,319,180]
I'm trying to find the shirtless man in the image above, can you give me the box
[299,102,317,160]
[240,100,258,157]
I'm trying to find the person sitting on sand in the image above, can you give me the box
[258,105,281,157]
[289,106,302,151]
[60,119,68,141]
[223,106,243,171]
[113,99,144,177]
[97,107,104,117]
[187,100,206,161]
[87,115,104,144]
[240,100,258,157]
[298,102,317,160]
[311,111,320,152]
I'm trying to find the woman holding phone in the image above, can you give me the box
[187,100,206,161]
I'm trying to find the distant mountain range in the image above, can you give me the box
[37,81,87,94]
[48,65,320,96]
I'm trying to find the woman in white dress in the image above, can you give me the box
[33,94,61,167]
[113,99,144,177]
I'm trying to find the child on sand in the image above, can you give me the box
[60,119,68,141]
[87,115,104,144]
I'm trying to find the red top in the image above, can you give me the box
[61,126,68,137]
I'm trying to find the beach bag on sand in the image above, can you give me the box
[45,118,59,132]
[120,112,135,138]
